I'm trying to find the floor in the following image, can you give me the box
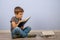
[0,31,60,40]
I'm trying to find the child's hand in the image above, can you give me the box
[17,20,24,26]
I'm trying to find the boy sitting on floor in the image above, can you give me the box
[10,6,31,39]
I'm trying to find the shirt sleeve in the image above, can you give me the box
[10,17,18,24]
[10,17,15,23]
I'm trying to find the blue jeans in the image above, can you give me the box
[11,26,31,38]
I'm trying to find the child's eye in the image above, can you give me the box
[20,14,22,15]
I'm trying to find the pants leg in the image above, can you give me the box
[11,27,27,38]
[23,26,31,36]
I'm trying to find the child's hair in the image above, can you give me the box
[14,6,24,14]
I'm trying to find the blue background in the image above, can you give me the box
[0,0,60,30]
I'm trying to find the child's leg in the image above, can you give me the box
[11,27,27,38]
[23,26,31,36]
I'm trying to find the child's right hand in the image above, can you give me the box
[17,20,24,26]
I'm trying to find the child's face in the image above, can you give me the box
[15,12,23,19]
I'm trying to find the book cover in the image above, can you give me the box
[18,16,31,27]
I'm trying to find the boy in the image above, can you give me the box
[10,6,31,39]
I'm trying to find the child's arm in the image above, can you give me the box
[11,20,22,28]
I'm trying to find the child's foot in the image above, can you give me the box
[12,35,17,39]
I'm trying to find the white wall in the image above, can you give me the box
[0,0,60,30]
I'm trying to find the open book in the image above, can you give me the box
[18,16,31,27]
